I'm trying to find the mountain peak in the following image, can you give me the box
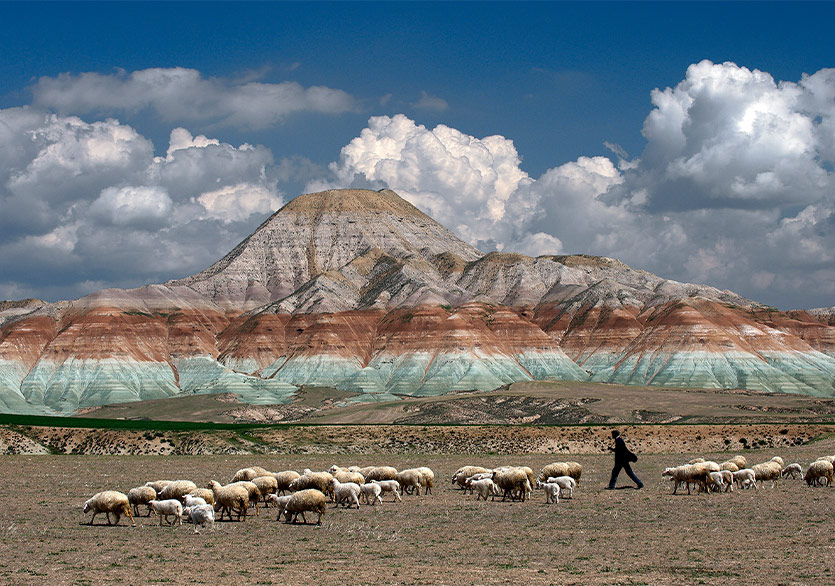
[280,188,428,218]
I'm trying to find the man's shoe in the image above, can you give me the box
[605,486,616,490]
[636,484,644,489]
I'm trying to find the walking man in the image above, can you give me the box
[607,430,643,489]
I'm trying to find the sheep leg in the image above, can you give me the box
[106,512,113,526]
[88,512,97,525]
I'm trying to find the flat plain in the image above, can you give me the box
[2,436,835,586]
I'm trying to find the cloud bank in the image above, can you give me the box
[316,61,835,309]
[32,67,355,129]
[2,60,834,309]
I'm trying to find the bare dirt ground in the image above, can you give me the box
[2,436,835,585]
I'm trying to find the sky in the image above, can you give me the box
[1,1,834,310]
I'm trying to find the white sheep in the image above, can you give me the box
[185,488,215,507]
[452,466,490,489]
[781,463,803,479]
[364,466,398,482]
[251,476,279,504]
[273,470,301,495]
[231,481,262,515]
[267,494,293,518]
[127,486,156,517]
[706,471,733,493]
[466,478,499,501]
[158,480,198,501]
[283,489,327,525]
[396,469,424,496]
[371,480,402,502]
[149,499,183,526]
[144,480,173,494]
[83,491,135,527]
[538,481,560,504]
[181,495,207,508]
[751,460,782,488]
[733,469,757,490]
[492,467,531,501]
[182,504,214,533]
[329,478,361,509]
[537,462,582,484]
[662,465,707,494]
[360,482,383,506]
[545,475,577,499]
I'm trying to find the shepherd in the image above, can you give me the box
[606,430,643,490]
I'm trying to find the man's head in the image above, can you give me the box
[611,430,620,439]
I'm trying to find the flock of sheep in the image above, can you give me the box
[82,453,835,532]
[661,454,835,494]
[82,464,435,532]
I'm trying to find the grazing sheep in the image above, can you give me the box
[720,461,739,473]
[144,480,173,495]
[770,456,785,468]
[781,463,803,479]
[396,469,425,496]
[815,455,835,465]
[289,472,334,498]
[158,480,198,501]
[273,470,301,495]
[231,481,262,514]
[416,467,435,495]
[334,470,366,485]
[726,455,747,470]
[688,457,706,464]
[706,471,733,493]
[231,466,272,483]
[371,479,402,502]
[83,491,135,527]
[538,481,560,504]
[127,486,156,517]
[207,480,249,522]
[364,466,398,482]
[268,495,293,519]
[751,461,782,488]
[492,467,531,501]
[329,478,362,509]
[283,489,327,525]
[545,475,577,499]
[186,488,215,507]
[452,466,490,489]
[804,460,834,487]
[537,462,582,485]
[252,476,279,504]
[148,499,183,526]
[360,482,383,506]
[181,495,207,508]
[662,465,707,495]
[466,478,499,501]
[733,469,757,490]
[182,504,214,534]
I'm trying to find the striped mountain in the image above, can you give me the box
[2,188,835,415]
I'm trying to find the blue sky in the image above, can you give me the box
[1,2,834,309]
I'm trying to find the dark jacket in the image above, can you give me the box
[612,436,634,465]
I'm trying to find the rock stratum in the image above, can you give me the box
[2,188,835,415]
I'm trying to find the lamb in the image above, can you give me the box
[462,472,494,494]
[252,475,279,504]
[289,471,334,497]
[538,481,560,504]
[804,460,834,487]
[706,471,733,493]
[452,466,490,489]
[186,488,215,507]
[537,462,583,485]
[329,478,362,509]
[751,460,782,488]
[231,481,262,514]
[492,467,531,501]
[545,475,577,499]
[207,480,249,522]
[283,489,327,525]
[466,478,499,501]
[182,504,214,534]
[273,470,301,495]
[268,495,293,518]
[364,466,398,482]
[360,482,383,506]
[733,469,757,490]
[181,495,207,508]
[148,499,183,526]
[127,486,156,517]
[662,465,707,494]
[144,480,172,495]
[83,491,135,527]
[781,463,803,479]
[371,479,402,502]
[158,480,198,501]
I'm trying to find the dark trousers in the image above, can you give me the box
[609,462,642,488]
